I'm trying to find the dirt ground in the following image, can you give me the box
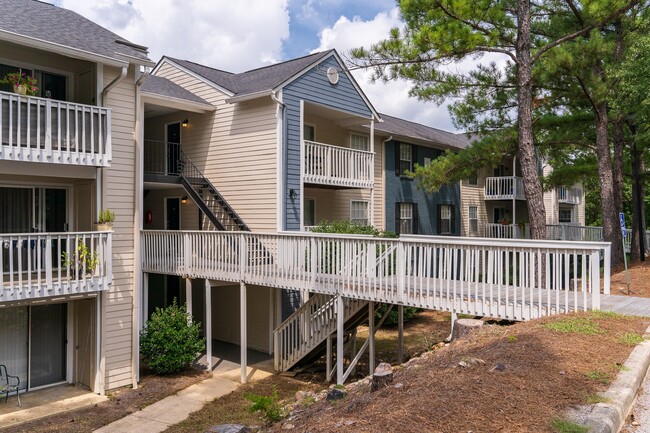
[6,264,650,433]
[0,366,208,433]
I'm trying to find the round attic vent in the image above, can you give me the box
[326,67,340,85]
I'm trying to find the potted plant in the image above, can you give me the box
[0,69,38,96]
[96,209,115,231]
[62,239,99,279]
[498,217,511,226]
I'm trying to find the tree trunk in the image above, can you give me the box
[517,0,546,240]
[612,119,625,214]
[631,145,647,262]
[594,101,623,266]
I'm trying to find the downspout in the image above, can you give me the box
[95,64,128,395]
[131,68,149,389]
[512,156,517,238]
[271,91,286,231]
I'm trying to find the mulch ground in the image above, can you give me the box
[1,366,209,433]
[264,312,649,433]
[611,261,650,297]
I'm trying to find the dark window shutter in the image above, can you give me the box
[395,143,401,176]
[411,145,417,171]
[395,202,401,234]
[413,204,419,234]
[436,204,442,235]
[450,205,456,234]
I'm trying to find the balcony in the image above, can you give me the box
[303,140,374,189]
[484,176,525,200]
[0,90,111,167]
[558,186,581,205]
[484,223,528,239]
[0,231,112,302]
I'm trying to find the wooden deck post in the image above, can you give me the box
[336,294,344,385]
[185,278,192,324]
[397,305,404,364]
[241,281,248,384]
[205,279,212,371]
[368,301,375,375]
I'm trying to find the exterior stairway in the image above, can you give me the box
[177,150,249,231]
[274,293,369,372]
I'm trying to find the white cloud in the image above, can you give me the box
[56,0,290,72]
[310,9,459,132]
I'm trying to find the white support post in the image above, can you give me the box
[603,245,611,295]
[368,301,375,375]
[185,278,193,324]
[205,279,212,371]
[397,304,404,364]
[142,273,149,331]
[326,335,333,382]
[336,294,344,385]
[240,281,248,384]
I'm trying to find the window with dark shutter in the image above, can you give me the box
[396,143,412,176]
[438,204,455,235]
[396,202,415,234]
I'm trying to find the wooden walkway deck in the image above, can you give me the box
[601,294,650,317]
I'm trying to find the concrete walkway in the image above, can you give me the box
[94,361,273,433]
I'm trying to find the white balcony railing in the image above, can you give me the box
[484,223,529,239]
[558,186,582,204]
[0,90,111,167]
[0,231,112,302]
[142,230,610,321]
[304,140,374,188]
[484,176,526,200]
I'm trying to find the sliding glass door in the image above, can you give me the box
[30,304,67,388]
[0,186,67,233]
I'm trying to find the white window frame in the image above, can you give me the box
[468,205,478,233]
[350,133,369,151]
[397,202,414,234]
[440,204,452,234]
[559,208,573,224]
[303,123,315,142]
[399,143,412,174]
[350,200,369,226]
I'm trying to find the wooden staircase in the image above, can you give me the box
[273,293,368,372]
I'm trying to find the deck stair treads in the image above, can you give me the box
[178,150,249,232]
[274,293,368,372]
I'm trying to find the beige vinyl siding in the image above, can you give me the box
[372,139,384,230]
[460,167,489,236]
[211,284,272,353]
[576,181,586,225]
[102,65,137,390]
[154,62,277,232]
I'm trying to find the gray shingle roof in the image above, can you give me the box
[375,114,469,149]
[141,75,210,106]
[167,50,333,96]
[0,0,151,64]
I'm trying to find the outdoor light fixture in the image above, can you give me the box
[289,189,298,200]
[181,118,189,128]
[181,196,188,204]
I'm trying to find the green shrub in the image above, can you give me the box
[375,304,421,326]
[311,220,397,238]
[140,300,205,375]
[245,385,283,422]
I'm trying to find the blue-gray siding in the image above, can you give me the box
[282,55,373,230]
[385,140,461,235]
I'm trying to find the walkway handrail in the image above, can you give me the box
[142,230,610,321]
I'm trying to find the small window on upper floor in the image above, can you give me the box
[559,208,573,223]
[350,133,369,152]
[468,171,478,186]
[396,143,414,176]
[303,125,315,142]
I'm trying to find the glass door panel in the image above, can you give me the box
[30,304,67,388]
[0,308,28,390]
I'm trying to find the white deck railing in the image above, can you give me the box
[142,230,610,321]
[484,176,526,200]
[558,186,582,204]
[304,140,374,188]
[484,223,529,239]
[0,90,111,167]
[1,231,112,302]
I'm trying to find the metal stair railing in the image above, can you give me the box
[177,150,249,232]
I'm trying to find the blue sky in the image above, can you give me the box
[50,0,457,131]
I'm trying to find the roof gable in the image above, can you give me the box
[375,114,469,150]
[0,0,151,65]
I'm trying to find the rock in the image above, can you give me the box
[295,391,314,403]
[451,319,484,342]
[490,364,506,372]
[393,382,404,389]
[205,425,250,433]
[326,388,346,401]
[458,357,486,368]
[371,362,393,391]
[282,423,295,430]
